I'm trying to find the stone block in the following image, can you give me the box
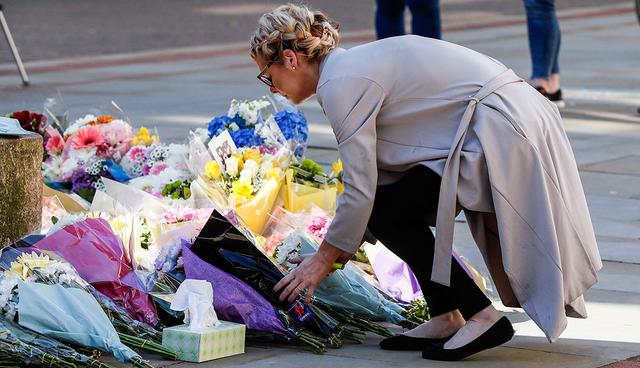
[0,134,43,247]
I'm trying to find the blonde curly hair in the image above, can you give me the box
[250,4,340,62]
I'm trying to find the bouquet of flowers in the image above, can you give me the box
[7,110,47,135]
[0,251,173,366]
[32,217,160,327]
[283,159,341,213]
[195,138,290,234]
[123,142,195,201]
[0,317,115,368]
[206,97,309,158]
[190,212,398,351]
[39,113,137,201]
[182,240,332,353]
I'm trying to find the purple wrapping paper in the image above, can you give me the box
[181,241,287,335]
[371,244,479,304]
[370,245,422,304]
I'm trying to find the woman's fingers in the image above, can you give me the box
[274,271,295,293]
[278,273,303,302]
[287,281,307,304]
[304,285,316,304]
[289,256,305,264]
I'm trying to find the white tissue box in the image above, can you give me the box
[162,321,246,362]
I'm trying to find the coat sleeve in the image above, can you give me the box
[316,77,385,254]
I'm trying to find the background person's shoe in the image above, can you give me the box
[421,317,515,361]
[535,86,566,108]
[379,333,454,351]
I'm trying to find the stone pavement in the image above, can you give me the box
[0,2,639,367]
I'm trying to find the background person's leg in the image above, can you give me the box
[367,165,491,321]
[406,0,441,39]
[375,0,406,39]
[524,0,560,91]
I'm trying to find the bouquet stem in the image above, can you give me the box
[130,356,155,368]
[314,301,394,338]
[118,333,176,360]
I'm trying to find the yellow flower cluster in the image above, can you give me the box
[8,252,55,279]
[244,148,262,164]
[231,180,254,203]
[204,161,222,180]
[131,126,159,146]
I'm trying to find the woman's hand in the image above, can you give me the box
[273,240,352,304]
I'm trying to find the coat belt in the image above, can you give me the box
[431,68,524,286]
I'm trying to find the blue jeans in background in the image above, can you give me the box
[375,0,441,40]
[524,0,561,80]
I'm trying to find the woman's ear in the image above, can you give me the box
[282,49,298,71]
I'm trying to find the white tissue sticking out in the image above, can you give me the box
[170,279,220,330]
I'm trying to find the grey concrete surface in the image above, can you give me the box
[0,2,639,367]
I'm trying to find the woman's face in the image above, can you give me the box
[255,50,316,105]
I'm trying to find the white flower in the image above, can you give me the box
[42,155,64,181]
[275,232,301,265]
[225,156,239,177]
[64,114,97,136]
[228,122,240,131]
[228,98,270,126]
[239,159,259,184]
[239,168,253,185]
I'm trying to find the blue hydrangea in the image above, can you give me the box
[207,116,231,138]
[230,128,264,148]
[275,110,309,144]
[208,114,251,139]
[229,114,248,129]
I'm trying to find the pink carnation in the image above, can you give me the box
[307,216,331,239]
[45,135,65,155]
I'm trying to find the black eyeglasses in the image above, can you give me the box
[257,61,275,88]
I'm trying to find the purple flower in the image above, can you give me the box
[71,168,94,192]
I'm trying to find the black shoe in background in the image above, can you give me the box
[535,86,566,108]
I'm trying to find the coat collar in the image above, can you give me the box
[317,47,346,92]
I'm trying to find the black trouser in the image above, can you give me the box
[367,165,491,320]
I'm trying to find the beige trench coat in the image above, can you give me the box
[316,35,602,342]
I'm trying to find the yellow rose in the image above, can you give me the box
[243,148,263,164]
[231,180,254,202]
[337,181,344,194]
[332,160,343,176]
[204,161,222,180]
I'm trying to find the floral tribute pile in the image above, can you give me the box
[0,95,479,365]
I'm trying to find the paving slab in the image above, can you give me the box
[1,3,639,368]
